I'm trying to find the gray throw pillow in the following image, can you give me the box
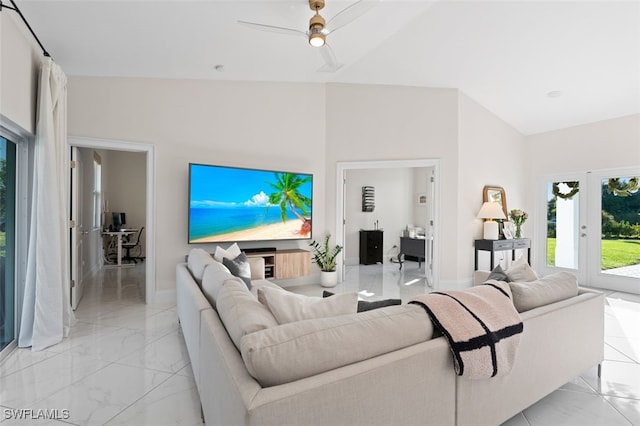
[487,265,510,282]
[223,253,252,290]
[323,291,401,312]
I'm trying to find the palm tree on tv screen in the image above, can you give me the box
[267,173,312,236]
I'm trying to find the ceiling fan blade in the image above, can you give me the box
[317,44,343,73]
[325,0,379,34]
[238,20,307,38]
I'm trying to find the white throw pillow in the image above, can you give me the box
[257,286,358,325]
[187,248,215,283]
[506,255,539,282]
[213,243,242,263]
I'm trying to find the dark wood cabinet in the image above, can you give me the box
[399,237,425,270]
[359,230,383,265]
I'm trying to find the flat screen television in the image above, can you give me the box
[188,163,313,243]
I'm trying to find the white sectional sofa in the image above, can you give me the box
[176,250,604,426]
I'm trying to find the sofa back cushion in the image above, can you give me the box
[200,261,237,309]
[187,248,217,284]
[217,279,278,350]
[240,304,434,387]
[509,271,579,312]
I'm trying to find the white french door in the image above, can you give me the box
[538,167,640,294]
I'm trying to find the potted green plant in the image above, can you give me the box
[309,234,343,287]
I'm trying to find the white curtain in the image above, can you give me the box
[19,58,74,351]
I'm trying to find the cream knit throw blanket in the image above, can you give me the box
[410,281,523,379]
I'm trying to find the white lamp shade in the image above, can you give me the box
[477,202,506,220]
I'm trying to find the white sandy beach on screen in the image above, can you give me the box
[191,220,308,243]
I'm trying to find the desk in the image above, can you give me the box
[103,230,137,267]
[398,237,425,270]
[474,238,531,270]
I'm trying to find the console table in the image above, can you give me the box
[474,238,531,270]
[398,237,425,270]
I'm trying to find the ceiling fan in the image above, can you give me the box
[238,0,379,72]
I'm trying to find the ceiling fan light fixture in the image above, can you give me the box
[309,31,326,47]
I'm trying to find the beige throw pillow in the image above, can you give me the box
[506,255,539,282]
[257,286,358,325]
[186,248,215,283]
[509,271,579,312]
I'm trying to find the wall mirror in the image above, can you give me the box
[483,185,508,218]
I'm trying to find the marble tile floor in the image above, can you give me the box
[0,262,638,425]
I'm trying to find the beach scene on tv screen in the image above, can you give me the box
[189,165,312,243]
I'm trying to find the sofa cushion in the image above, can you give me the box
[213,243,242,263]
[509,271,579,312]
[240,304,434,387]
[223,253,252,290]
[187,248,217,284]
[201,263,241,309]
[505,256,539,282]
[216,279,278,350]
[257,286,358,325]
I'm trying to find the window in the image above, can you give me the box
[0,135,17,355]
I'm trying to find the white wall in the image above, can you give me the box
[0,12,40,132]
[458,93,528,272]
[326,84,463,285]
[68,77,327,294]
[103,150,147,255]
[344,168,413,264]
[526,114,640,175]
[67,77,635,294]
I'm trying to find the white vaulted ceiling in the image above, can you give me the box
[14,0,640,135]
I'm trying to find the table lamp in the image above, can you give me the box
[477,202,506,240]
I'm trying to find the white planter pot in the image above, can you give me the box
[320,270,338,288]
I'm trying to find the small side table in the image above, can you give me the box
[474,238,531,270]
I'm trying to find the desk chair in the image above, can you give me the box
[122,227,145,263]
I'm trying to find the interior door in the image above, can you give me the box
[69,147,82,310]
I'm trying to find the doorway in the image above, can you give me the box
[336,159,440,288]
[68,137,155,304]
[537,167,640,294]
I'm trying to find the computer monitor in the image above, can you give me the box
[112,212,126,229]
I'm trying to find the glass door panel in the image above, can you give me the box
[589,171,640,293]
[546,181,581,269]
[0,136,16,354]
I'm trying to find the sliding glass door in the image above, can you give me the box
[0,136,17,356]
[540,168,640,294]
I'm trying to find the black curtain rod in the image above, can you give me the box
[0,0,50,57]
